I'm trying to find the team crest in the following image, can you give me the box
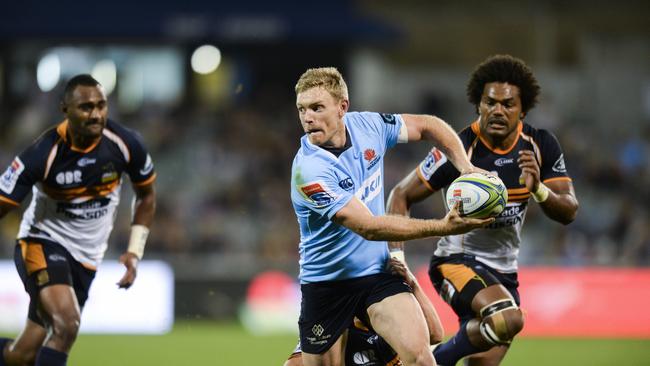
[363,149,381,170]
[0,157,24,194]
[552,154,567,173]
[380,113,396,125]
[420,148,447,179]
[300,182,338,207]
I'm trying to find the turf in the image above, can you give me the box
[3,322,650,365]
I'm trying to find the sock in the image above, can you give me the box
[433,322,484,366]
[35,346,68,366]
[0,338,13,366]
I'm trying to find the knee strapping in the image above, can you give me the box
[478,299,519,346]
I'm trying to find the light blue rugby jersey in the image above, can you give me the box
[291,111,405,283]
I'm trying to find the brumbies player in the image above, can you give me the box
[0,74,156,366]
[387,55,578,366]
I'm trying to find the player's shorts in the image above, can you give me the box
[14,237,96,326]
[298,272,411,355]
[428,253,520,323]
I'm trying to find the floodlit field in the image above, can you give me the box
[4,322,650,365]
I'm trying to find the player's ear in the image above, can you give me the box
[60,101,67,114]
[339,99,349,117]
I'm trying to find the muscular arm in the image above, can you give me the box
[402,114,472,174]
[332,196,491,242]
[539,180,578,225]
[385,169,437,251]
[131,182,156,227]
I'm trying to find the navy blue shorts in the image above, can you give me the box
[14,237,96,326]
[298,272,411,354]
[428,253,520,323]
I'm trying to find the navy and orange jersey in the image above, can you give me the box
[0,119,155,269]
[417,120,571,272]
[288,321,400,366]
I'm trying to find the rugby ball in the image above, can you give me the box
[445,173,508,218]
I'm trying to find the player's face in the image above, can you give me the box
[477,82,522,141]
[296,87,348,148]
[63,85,108,140]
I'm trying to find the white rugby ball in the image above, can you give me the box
[445,173,508,218]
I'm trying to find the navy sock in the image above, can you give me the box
[0,338,13,366]
[433,322,484,366]
[35,346,68,366]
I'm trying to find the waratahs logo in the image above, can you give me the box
[363,149,381,170]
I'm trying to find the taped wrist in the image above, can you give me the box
[128,225,150,260]
[532,183,550,203]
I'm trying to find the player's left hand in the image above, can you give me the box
[517,150,541,192]
[117,252,139,289]
[460,165,492,177]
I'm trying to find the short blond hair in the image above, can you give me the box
[295,67,349,101]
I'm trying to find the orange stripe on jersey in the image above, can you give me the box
[56,120,101,153]
[508,197,530,203]
[132,173,156,187]
[471,120,523,155]
[543,176,572,184]
[42,179,120,201]
[519,131,542,166]
[353,318,369,331]
[0,195,20,206]
[416,168,435,192]
[437,263,479,292]
[44,139,61,180]
[386,355,401,366]
[509,193,531,199]
[507,187,529,195]
[21,241,48,275]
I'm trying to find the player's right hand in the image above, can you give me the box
[388,258,417,288]
[441,202,494,235]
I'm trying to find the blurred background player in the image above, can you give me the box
[291,67,493,366]
[387,55,579,366]
[284,257,443,366]
[0,74,156,366]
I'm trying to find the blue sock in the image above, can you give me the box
[433,322,484,366]
[35,346,68,366]
[0,338,12,366]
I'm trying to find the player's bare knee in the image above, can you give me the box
[478,299,521,346]
[50,313,80,346]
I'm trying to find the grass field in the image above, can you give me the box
[4,321,650,365]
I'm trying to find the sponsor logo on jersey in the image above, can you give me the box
[338,177,354,191]
[312,324,325,337]
[494,157,514,167]
[48,254,67,262]
[102,171,118,183]
[363,149,381,170]
[77,157,97,167]
[380,113,396,125]
[0,157,24,194]
[420,148,447,179]
[300,182,338,207]
[139,154,154,176]
[37,270,50,286]
[55,170,83,185]
[355,169,382,203]
[552,154,567,173]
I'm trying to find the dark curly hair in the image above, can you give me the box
[62,74,101,103]
[466,55,540,114]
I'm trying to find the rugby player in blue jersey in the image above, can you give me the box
[387,55,579,366]
[291,67,493,366]
[0,75,156,366]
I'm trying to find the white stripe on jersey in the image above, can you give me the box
[44,143,59,180]
[102,129,131,162]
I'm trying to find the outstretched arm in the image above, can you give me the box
[388,258,443,344]
[117,182,156,289]
[333,196,492,242]
[386,169,437,251]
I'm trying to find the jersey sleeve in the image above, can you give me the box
[0,142,47,205]
[416,147,459,192]
[537,129,571,182]
[357,112,405,151]
[123,130,156,186]
[292,162,354,219]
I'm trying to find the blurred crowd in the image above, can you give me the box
[1,77,649,272]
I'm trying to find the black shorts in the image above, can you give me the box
[298,272,411,355]
[428,253,520,323]
[14,237,96,326]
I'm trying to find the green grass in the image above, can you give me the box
[3,322,650,365]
